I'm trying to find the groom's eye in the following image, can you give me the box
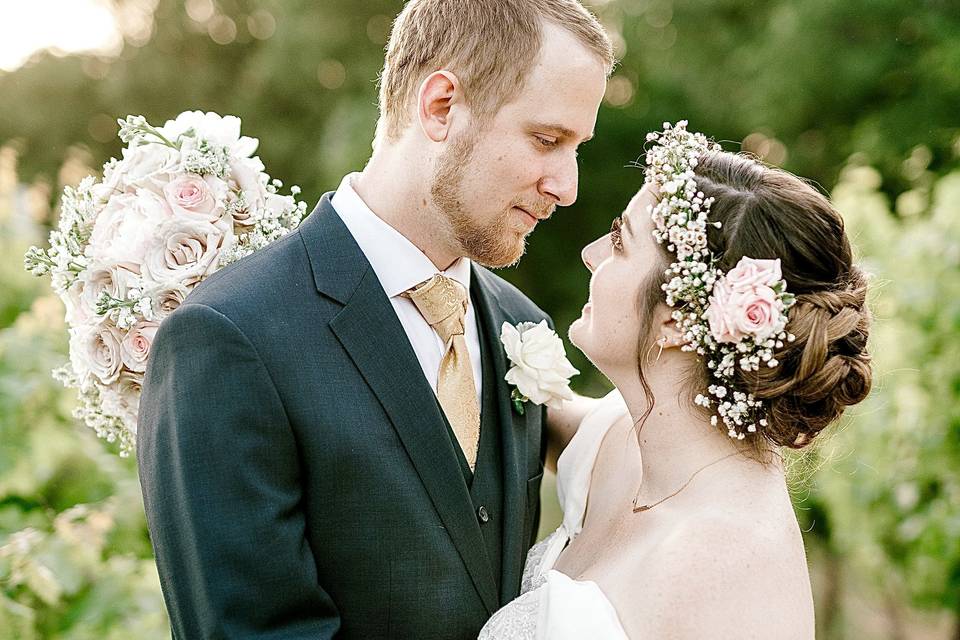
[534,135,559,148]
[610,216,624,252]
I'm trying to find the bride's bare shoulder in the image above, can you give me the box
[617,507,815,639]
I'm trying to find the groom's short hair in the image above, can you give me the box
[377,0,615,142]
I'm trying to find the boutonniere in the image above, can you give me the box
[499,320,579,415]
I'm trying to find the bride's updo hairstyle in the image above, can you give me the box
[638,151,873,452]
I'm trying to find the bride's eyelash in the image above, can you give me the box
[610,216,624,252]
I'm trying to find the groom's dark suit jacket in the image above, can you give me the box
[137,194,551,639]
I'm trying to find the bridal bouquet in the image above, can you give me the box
[24,111,307,456]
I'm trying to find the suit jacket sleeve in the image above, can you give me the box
[137,302,340,639]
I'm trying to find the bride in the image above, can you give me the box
[479,123,873,639]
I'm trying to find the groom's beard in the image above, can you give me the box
[430,131,529,269]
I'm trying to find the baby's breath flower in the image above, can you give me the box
[645,121,796,439]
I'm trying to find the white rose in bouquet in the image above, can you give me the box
[142,218,233,286]
[109,144,181,195]
[229,156,269,226]
[87,190,171,265]
[68,326,95,385]
[148,283,191,321]
[63,285,93,327]
[158,111,258,158]
[80,263,140,317]
[100,371,144,434]
[82,323,126,386]
[25,110,308,455]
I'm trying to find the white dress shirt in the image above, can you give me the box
[331,173,483,405]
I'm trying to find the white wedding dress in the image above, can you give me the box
[478,390,631,640]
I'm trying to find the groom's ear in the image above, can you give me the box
[417,70,462,142]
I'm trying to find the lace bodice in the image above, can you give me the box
[478,390,631,640]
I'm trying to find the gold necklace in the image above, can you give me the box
[631,450,741,513]
[566,432,742,582]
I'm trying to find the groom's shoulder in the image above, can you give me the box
[473,265,553,327]
[178,228,312,324]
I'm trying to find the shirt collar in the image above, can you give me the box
[330,173,472,298]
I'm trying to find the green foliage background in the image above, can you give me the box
[0,0,957,637]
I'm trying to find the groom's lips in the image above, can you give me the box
[514,205,552,226]
[514,206,538,227]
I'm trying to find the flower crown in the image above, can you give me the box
[644,121,797,440]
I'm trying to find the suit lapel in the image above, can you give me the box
[301,196,499,615]
[470,266,533,604]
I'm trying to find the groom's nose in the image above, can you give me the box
[538,152,579,207]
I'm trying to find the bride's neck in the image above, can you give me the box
[610,356,766,504]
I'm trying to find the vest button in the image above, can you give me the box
[477,505,490,523]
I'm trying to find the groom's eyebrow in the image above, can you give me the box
[528,121,594,144]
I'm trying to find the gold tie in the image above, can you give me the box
[405,274,481,470]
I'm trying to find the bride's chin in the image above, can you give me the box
[567,317,586,350]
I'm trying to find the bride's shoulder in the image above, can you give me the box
[619,508,814,639]
[655,506,807,577]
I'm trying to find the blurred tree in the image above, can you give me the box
[1,0,958,349]
[0,289,168,638]
[812,163,960,635]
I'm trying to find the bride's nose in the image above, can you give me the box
[581,236,610,272]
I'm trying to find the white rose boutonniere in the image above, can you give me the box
[500,320,579,414]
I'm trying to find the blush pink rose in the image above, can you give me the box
[120,321,159,373]
[724,257,782,290]
[707,280,784,343]
[162,175,223,223]
[730,285,782,341]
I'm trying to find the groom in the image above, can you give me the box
[137,1,612,638]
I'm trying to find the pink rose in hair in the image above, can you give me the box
[706,278,743,343]
[731,285,782,341]
[724,257,782,291]
[707,280,784,344]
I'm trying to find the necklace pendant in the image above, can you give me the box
[632,497,654,513]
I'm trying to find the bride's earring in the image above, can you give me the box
[646,337,666,366]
